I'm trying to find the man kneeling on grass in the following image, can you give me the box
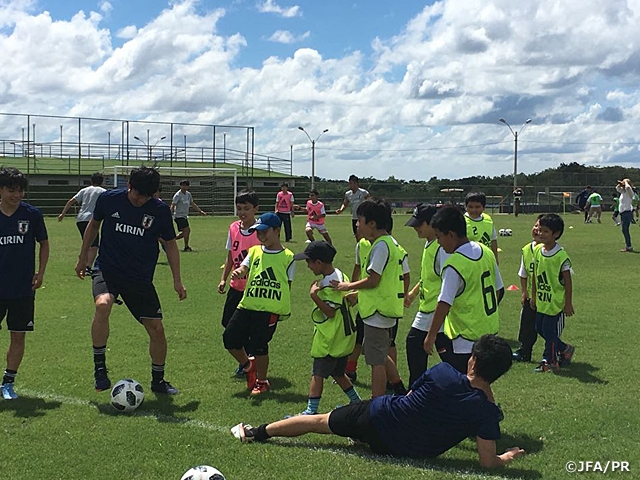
[232,334,524,468]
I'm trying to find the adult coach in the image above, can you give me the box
[575,186,591,223]
[58,172,106,272]
[171,180,206,252]
[75,166,186,394]
[232,334,524,468]
[617,178,635,252]
[336,175,370,236]
[0,167,49,400]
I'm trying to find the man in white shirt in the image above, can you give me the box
[336,175,370,237]
[170,180,206,252]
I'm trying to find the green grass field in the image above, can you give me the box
[1,213,637,479]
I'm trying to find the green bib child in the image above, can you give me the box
[533,246,571,316]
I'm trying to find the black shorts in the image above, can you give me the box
[174,217,189,231]
[351,219,358,236]
[223,308,278,356]
[389,320,398,348]
[328,400,389,454]
[77,221,99,248]
[92,270,162,322]
[312,356,348,378]
[222,287,244,328]
[0,297,35,332]
[355,313,364,345]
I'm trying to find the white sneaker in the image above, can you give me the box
[231,423,255,443]
[305,239,312,243]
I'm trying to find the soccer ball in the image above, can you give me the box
[505,228,513,236]
[110,379,144,412]
[180,465,226,480]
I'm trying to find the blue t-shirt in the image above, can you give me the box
[369,362,502,458]
[94,189,176,282]
[0,202,48,299]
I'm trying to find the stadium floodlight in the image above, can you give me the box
[134,134,167,161]
[499,118,531,192]
[298,126,329,190]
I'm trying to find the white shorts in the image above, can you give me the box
[305,221,327,233]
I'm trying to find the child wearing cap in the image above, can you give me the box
[403,203,449,386]
[304,189,332,245]
[293,241,361,415]
[223,212,296,395]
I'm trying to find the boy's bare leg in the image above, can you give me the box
[266,413,333,437]
[371,364,387,397]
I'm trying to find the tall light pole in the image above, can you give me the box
[134,133,166,161]
[298,126,329,190]
[499,118,531,191]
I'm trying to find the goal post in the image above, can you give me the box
[110,166,238,215]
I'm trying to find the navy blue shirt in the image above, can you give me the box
[94,189,175,282]
[369,362,502,458]
[0,202,48,299]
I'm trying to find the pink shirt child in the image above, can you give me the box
[226,220,260,291]
[306,200,326,225]
[276,191,294,214]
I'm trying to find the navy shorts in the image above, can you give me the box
[0,297,35,332]
[92,270,162,322]
[312,356,348,378]
[328,400,388,454]
[174,217,189,231]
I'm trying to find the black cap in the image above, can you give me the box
[293,241,337,263]
[405,203,438,227]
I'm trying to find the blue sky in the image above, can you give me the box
[2,0,640,181]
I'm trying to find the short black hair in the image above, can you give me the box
[309,189,319,196]
[179,179,190,186]
[348,175,359,183]
[129,166,160,197]
[430,205,466,237]
[0,167,28,190]
[356,199,392,231]
[236,189,259,207]
[538,213,564,239]
[90,172,104,186]
[465,191,486,207]
[281,182,289,188]
[472,334,513,383]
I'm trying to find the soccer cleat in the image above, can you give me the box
[94,367,111,392]
[243,357,257,390]
[250,379,271,395]
[533,361,559,373]
[183,246,193,252]
[1,383,18,400]
[151,380,179,395]
[234,364,245,378]
[231,423,256,443]
[512,350,531,362]
[559,345,575,367]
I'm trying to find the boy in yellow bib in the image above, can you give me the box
[224,212,295,395]
[293,241,361,415]
[464,192,499,264]
[530,214,575,373]
[424,206,504,373]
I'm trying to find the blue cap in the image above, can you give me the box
[249,212,282,232]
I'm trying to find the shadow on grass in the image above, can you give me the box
[0,395,62,418]
[557,361,607,384]
[267,434,542,479]
[230,377,309,404]
[91,396,201,425]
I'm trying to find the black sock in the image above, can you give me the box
[152,364,165,384]
[3,369,17,384]
[93,346,106,370]
[392,380,407,395]
[254,423,271,442]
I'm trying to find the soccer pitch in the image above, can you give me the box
[1,213,638,479]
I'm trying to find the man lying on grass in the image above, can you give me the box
[232,334,524,468]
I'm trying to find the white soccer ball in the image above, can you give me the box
[110,378,144,412]
[498,228,506,236]
[505,228,513,236]
[180,465,226,480]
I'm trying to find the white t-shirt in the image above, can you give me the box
[411,241,449,332]
[240,245,296,281]
[617,183,634,213]
[318,269,345,310]
[538,243,572,273]
[345,188,369,220]
[362,238,408,328]
[438,242,503,354]
[172,190,193,218]
[73,185,106,222]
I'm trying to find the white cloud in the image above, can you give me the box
[267,29,309,44]
[257,0,301,18]
[99,1,112,15]
[116,25,137,39]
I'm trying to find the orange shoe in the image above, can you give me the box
[243,357,257,390]
[251,379,270,395]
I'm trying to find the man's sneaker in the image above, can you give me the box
[251,379,270,395]
[1,383,18,400]
[231,423,256,443]
[94,368,111,392]
[534,361,559,373]
[183,246,193,252]
[243,357,257,390]
[345,370,357,382]
[234,364,245,378]
[559,345,575,367]
[512,350,531,362]
[151,380,179,395]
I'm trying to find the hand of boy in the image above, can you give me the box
[564,302,575,316]
[521,293,528,306]
[309,281,321,296]
[404,290,417,308]
[345,291,358,306]
[217,280,226,294]
[423,336,435,355]
[330,280,352,291]
[529,297,536,310]
[231,267,248,280]
[32,272,44,290]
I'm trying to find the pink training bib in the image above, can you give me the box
[306,200,325,224]
[276,191,294,213]
[228,220,260,291]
